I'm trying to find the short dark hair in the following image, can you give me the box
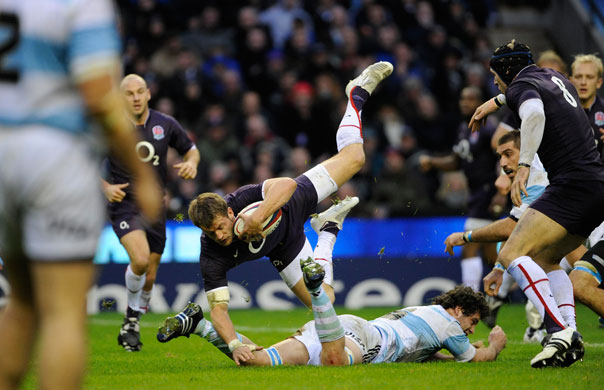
[490,40,534,86]
[188,193,228,230]
[497,129,520,149]
[432,285,490,319]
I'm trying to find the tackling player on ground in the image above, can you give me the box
[157,260,506,366]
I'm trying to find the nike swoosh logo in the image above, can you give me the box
[234,249,238,258]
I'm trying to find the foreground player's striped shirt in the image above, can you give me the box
[370,305,475,363]
[509,154,549,221]
[0,0,120,134]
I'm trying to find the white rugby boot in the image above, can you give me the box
[311,196,359,234]
[345,61,393,96]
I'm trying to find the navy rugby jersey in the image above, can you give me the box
[107,109,194,198]
[199,183,308,291]
[506,66,604,182]
[584,95,604,161]
[453,119,498,192]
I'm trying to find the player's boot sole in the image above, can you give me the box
[310,196,359,234]
[301,257,325,290]
[345,61,393,96]
[157,302,204,343]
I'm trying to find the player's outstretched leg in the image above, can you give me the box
[530,327,584,368]
[311,196,359,287]
[117,307,143,352]
[157,302,204,343]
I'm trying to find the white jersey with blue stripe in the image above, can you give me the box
[370,305,475,363]
[0,0,120,134]
[509,154,549,220]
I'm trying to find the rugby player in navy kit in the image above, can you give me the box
[419,86,501,293]
[179,62,393,365]
[470,40,604,368]
[102,74,200,351]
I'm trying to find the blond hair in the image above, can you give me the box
[571,54,604,78]
[188,193,228,230]
[537,50,567,75]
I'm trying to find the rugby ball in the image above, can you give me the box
[233,201,282,239]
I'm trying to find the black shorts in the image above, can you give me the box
[268,174,318,266]
[108,200,167,255]
[530,179,604,237]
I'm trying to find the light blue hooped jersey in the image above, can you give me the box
[370,305,475,363]
[0,0,121,134]
[509,154,549,220]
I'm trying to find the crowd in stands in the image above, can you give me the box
[116,0,505,219]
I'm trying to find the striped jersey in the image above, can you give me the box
[370,305,475,363]
[0,0,120,134]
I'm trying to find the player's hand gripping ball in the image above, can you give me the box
[233,201,282,239]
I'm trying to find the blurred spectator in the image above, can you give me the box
[259,0,314,49]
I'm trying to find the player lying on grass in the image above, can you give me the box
[157,263,507,366]
[185,61,393,362]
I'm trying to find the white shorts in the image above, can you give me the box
[292,314,382,365]
[279,239,313,288]
[0,127,104,260]
[464,217,493,231]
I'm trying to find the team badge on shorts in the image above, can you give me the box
[152,125,165,140]
[595,111,604,126]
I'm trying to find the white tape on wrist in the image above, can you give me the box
[228,339,244,352]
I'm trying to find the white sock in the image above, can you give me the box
[314,231,337,286]
[547,269,576,329]
[525,300,544,329]
[507,256,566,333]
[461,256,483,291]
[559,257,572,272]
[125,265,146,312]
[139,287,153,314]
[498,269,514,298]
[336,98,363,151]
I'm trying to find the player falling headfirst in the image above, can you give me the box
[182,61,393,363]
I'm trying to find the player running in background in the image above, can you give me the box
[0,1,161,388]
[158,265,506,366]
[102,74,200,351]
[470,40,604,368]
[419,86,502,292]
[184,62,393,364]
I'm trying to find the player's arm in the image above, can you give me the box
[174,146,200,180]
[469,94,505,132]
[511,97,545,206]
[418,154,459,172]
[471,326,507,362]
[239,177,297,241]
[444,217,517,256]
[207,288,259,366]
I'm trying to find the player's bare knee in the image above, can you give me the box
[130,255,150,273]
[320,349,347,366]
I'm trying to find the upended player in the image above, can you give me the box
[102,74,200,351]
[469,40,604,367]
[183,62,393,364]
[157,260,506,366]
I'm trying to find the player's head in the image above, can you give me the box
[189,193,236,246]
[570,54,603,105]
[432,285,489,335]
[496,130,521,180]
[458,86,483,118]
[490,40,534,93]
[537,50,567,76]
[120,74,151,119]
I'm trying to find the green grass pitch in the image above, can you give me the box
[21,304,604,390]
